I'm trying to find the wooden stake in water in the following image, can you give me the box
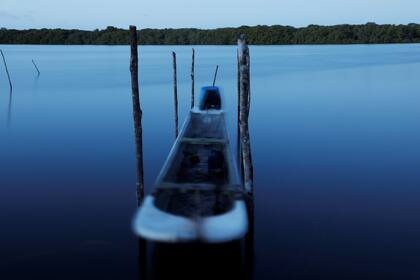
[237,50,242,172]
[238,37,254,277]
[129,25,145,206]
[172,51,179,138]
[32,59,41,75]
[191,48,195,108]
[238,35,254,195]
[212,65,219,86]
[0,50,12,92]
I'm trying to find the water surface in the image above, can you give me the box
[1,44,420,279]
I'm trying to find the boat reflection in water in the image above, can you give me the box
[133,87,254,279]
[144,239,249,280]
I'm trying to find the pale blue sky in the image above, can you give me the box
[1,0,419,30]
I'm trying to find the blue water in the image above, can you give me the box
[1,44,420,279]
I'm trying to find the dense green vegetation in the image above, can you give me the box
[1,23,420,45]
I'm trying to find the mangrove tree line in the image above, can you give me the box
[1,23,420,45]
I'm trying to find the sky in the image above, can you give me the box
[1,0,419,30]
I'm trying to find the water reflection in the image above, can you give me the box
[138,238,148,280]
[7,89,12,128]
[146,240,247,280]
[244,195,255,280]
[33,74,40,90]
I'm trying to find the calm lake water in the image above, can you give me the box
[1,44,420,279]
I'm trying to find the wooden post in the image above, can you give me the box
[238,35,254,195]
[172,51,179,138]
[237,50,242,172]
[129,25,145,206]
[238,37,254,278]
[212,65,219,86]
[0,50,12,92]
[191,48,195,108]
[32,59,40,75]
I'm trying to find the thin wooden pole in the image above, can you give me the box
[32,59,40,75]
[191,48,195,108]
[0,50,12,92]
[172,51,179,138]
[129,25,145,206]
[238,35,254,195]
[212,65,219,86]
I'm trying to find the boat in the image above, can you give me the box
[132,86,248,243]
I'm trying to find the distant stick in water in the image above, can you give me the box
[0,50,12,92]
[191,48,195,108]
[238,35,254,195]
[32,59,41,75]
[172,51,179,138]
[129,25,145,206]
[212,65,219,86]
